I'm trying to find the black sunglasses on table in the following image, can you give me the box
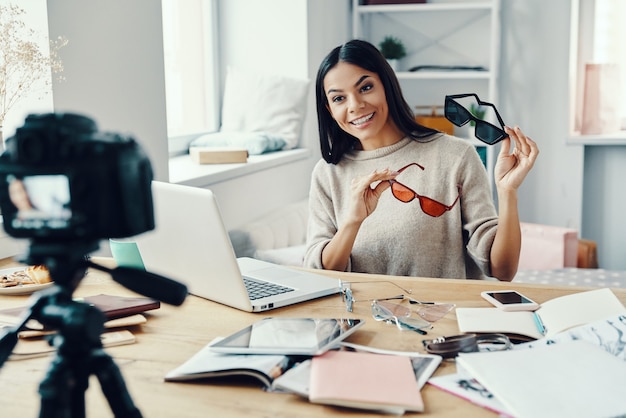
[444,93,509,145]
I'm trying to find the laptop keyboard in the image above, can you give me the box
[243,276,295,300]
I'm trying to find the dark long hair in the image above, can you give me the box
[315,39,438,164]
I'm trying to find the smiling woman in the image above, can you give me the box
[304,39,540,282]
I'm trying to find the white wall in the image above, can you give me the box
[46,0,169,182]
[582,147,626,269]
[218,0,308,79]
[500,0,584,231]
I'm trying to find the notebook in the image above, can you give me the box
[111,181,340,312]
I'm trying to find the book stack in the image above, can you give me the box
[0,294,159,359]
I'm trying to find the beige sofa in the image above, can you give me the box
[229,198,309,267]
[228,203,626,289]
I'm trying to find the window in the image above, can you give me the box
[571,0,626,138]
[161,0,219,153]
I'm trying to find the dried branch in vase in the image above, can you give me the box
[0,4,68,128]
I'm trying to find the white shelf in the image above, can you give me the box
[356,2,493,13]
[396,70,492,80]
[567,132,626,146]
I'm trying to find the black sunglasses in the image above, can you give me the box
[444,93,509,145]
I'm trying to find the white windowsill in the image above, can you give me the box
[567,131,626,146]
[0,149,312,260]
[169,148,311,187]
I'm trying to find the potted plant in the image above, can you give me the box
[469,103,486,126]
[379,36,406,70]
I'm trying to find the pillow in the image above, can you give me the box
[189,131,286,155]
[220,67,310,150]
[255,244,307,267]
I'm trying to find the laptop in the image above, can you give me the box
[112,181,340,312]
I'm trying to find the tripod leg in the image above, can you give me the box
[38,353,88,418]
[91,348,142,418]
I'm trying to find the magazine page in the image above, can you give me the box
[165,338,292,388]
[514,313,626,361]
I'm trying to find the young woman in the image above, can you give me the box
[303,40,538,281]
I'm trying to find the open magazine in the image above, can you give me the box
[165,337,302,389]
[429,313,626,416]
[165,338,443,397]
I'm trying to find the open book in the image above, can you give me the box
[456,341,626,418]
[165,338,301,389]
[430,312,626,417]
[456,288,626,340]
[428,367,513,418]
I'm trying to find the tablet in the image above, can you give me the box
[209,318,364,355]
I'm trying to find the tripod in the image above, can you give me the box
[0,241,187,418]
[34,285,142,418]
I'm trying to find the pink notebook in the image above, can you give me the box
[309,350,424,414]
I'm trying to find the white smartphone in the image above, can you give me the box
[480,290,540,311]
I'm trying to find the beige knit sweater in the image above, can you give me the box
[304,134,498,279]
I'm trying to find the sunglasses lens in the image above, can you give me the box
[417,303,456,322]
[444,98,472,127]
[474,121,507,145]
[391,182,415,203]
[418,196,448,217]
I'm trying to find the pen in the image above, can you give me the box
[533,312,546,335]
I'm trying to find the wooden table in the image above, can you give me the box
[1,257,624,417]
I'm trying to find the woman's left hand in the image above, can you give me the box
[494,125,539,191]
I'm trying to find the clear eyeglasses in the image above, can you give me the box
[340,280,412,313]
[340,280,455,334]
[371,300,432,335]
[371,300,456,335]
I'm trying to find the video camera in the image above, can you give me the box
[0,113,186,417]
[0,112,154,242]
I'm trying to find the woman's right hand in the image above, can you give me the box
[347,168,398,225]
[321,168,399,271]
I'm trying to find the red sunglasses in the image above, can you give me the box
[388,163,462,217]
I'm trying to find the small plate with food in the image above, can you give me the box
[0,265,54,295]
